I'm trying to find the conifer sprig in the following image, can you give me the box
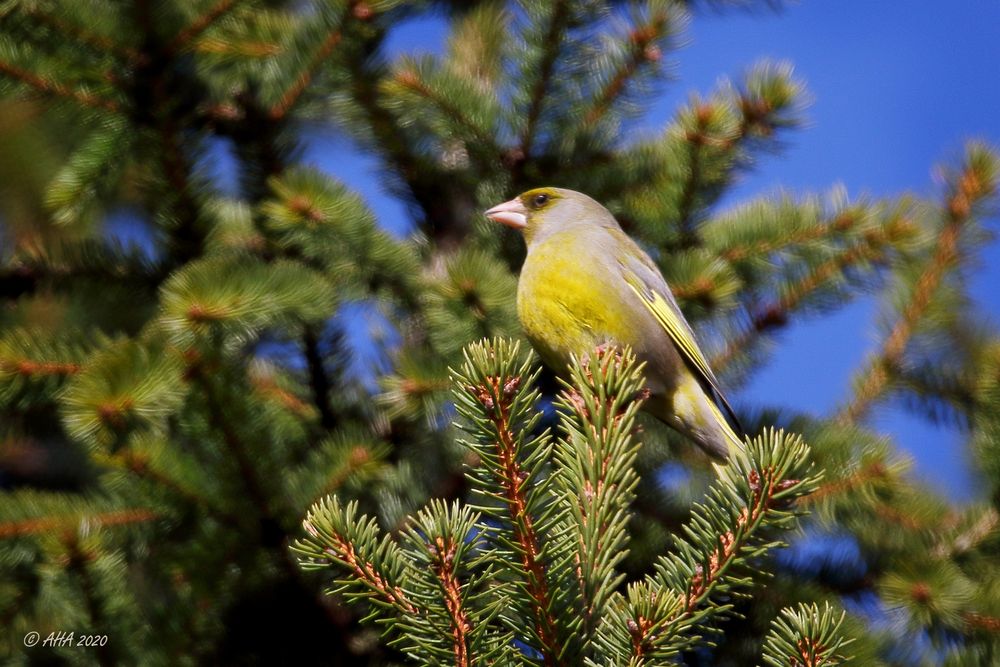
[450,339,564,664]
[295,340,837,665]
[622,61,806,247]
[839,142,999,424]
[596,428,821,662]
[296,495,417,618]
[579,0,684,130]
[0,327,90,409]
[761,602,854,667]
[553,345,649,643]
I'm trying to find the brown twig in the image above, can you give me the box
[0,359,81,377]
[964,612,1000,634]
[431,536,472,667]
[712,237,891,371]
[0,509,160,539]
[391,67,498,151]
[471,375,563,666]
[166,0,241,54]
[583,15,669,127]
[932,507,999,559]
[100,450,244,528]
[631,468,785,659]
[251,375,314,417]
[0,59,121,112]
[835,177,985,423]
[308,527,416,615]
[269,28,343,120]
[800,461,889,505]
[315,447,372,501]
[629,613,657,661]
[719,212,859,262]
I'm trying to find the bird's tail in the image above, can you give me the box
[657,371,745,463]
[706,397,747,480]
[708,397,746,457]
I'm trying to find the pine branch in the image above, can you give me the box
[250,373,314,418]
[761,602,854,667]
[1,358,81,377]
[715,202,876,263]
[432,534,473,667]
[604,429,821,662]
[307,440,386,506]
[581,4,678,128]
[296,496,417,616]
[963,612,1000,634]
[60,338,188,450]
[166,0,242,55]
[517,0,571,170]
[296,497,513,665]
[295,341,827,664]
[453,341,563,665]
[931,507,999,559]
[662,250,740,310]
[387,59,500,154]
[155,113,205,263]
[397,501,507,666]
[63,536,116,667]
[20,5,140,62]
[120,0,211,264]
[0,327,85,410]
[800,460,892,506]
[158,256,334,347]
[45,116,134,225]
[190,365,276,522]
[0,244,164,316]
[554,345,649,644]
[344,52,471,245]
[719,221,835,261]
[675,107,709,240]
[622,62,805,248]
[0,508,160,539]
[712,230,894,370]
[339,30,481,246]
[0,58,122,112]
[269,26,343,121]
[837,145,998,423]
[675,63,801,237]
[95,448,243,528]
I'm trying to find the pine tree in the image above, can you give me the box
[1,1,998,665]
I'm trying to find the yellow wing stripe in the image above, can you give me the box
[624,277,744,435]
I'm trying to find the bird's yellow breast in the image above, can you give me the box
[516,232,641,370]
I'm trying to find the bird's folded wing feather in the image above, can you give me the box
[620,253,744,434]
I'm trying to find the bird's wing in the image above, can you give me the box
[619,251,745,435]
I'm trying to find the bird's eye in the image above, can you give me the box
[532,193,549,207]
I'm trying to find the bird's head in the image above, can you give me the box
[484,187,615,245]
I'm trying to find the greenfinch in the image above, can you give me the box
[485,187,743,460]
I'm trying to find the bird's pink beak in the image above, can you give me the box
[484,198,528,229]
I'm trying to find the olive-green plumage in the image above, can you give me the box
[485,187,744,460]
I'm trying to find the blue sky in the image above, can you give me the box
[298,2,1000,501]
[672,2,1000,501]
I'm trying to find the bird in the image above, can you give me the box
[485,187,744,461]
